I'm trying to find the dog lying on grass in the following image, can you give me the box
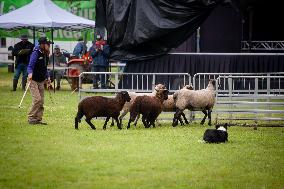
[203,123,228,143]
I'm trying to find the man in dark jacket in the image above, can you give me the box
[27,37,52,125]
[11,34,34,91]
[49,44,67,90]
[89,35,110,89]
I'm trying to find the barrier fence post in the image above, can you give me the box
[254,77,259,125]
[78,73,82,100]
[228,77,233,123]
[115,72,118,92]
[267,74,271,123]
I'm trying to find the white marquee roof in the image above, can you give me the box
[0,0,96,30]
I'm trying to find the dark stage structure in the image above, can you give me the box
[96,0,284,76]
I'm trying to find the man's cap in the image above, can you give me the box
[38,37,53,45]
[20,34,28,40]
[54,44,60,49]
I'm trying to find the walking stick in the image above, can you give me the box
[18,81,31,108]
[47,84,55,104]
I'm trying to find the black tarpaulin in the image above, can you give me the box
[96,0,222,61]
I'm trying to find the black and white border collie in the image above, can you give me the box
[203,123,228,143]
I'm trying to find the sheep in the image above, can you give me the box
[162,95,189,125]
[75,91,131,130]
[157,84,194,126]
[121,84,193,127]
[172,79,216,127]
[127,85,169,129]
[109,84,166,127]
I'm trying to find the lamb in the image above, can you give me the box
[172,79,216,127]
[75,91,131,130]
[127,85,169,129]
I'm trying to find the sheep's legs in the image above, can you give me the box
[133,114,140,127]
[208,110,212,126]
[200,110,208,125]
[75,117,80,129]
[142,115,149,128]
[127,119,132,129]
[127,113,136,129]
[103,117,110,130]
[110,118,114,127]
[119,110,128,126]
[85,118,96,130]
[150,121,156,128]
[113,116,122,129]
[75,110,83,129]
[181,112,189,124]
[173,109,183,127]
[178,116,184,125]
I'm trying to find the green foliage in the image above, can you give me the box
[0,67,283,189]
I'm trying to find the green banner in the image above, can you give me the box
[0,0,96,41]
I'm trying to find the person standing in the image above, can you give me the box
[72,36,87,58]
[89,35,110,89]
[49,45,67,90]
[27,37,52,125]
[11,34,34,91]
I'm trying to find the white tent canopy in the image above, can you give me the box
[0,0,96,30]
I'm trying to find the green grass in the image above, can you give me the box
[0,67,284,189]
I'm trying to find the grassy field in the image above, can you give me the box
[0,67,283,189]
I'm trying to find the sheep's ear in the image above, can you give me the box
[215,125,220,129]
[224,123,228,130]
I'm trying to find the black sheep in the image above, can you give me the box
[75,91,131,130]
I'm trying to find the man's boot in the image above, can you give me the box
[22,78,27,90]
[12,79,18,91]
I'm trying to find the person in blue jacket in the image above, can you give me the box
[27,37,52,125]
[89,35,110,89]
[72,36,87,58]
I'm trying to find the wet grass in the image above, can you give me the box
[0,67,283,189]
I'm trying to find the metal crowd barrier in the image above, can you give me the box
[214,75,284,123]
[78,71,284,125]
[78,72,191,99]
[193,72,284,91]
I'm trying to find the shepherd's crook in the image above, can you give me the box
[48,85,54,104]
[18,81,31,108]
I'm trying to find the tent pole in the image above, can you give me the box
[51,27,55,93]
[33,27,36,45]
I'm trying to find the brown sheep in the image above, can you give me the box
[75,91,131,130]
[127,86,169,129]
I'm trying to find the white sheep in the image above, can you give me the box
[172,80,216,126]
[157,84,194,125]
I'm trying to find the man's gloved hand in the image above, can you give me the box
[28,73,33,80]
